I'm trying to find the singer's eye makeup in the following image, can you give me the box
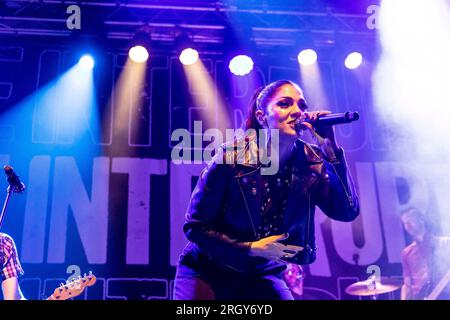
[276,97,294,108]
[276,97,308,111]
[298,99,308,111]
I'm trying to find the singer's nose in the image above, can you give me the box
[291,103,302,119]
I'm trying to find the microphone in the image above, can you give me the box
[296,111,360,129]
[4,165,26,193]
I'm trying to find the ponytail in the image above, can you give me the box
[245,86,265,130]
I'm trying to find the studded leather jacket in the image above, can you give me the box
[181,137,360,273]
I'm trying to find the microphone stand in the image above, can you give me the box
[0,186,14,230]
[0,166,26,230]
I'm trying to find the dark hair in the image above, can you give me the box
[245,80,300,130]
[400,207,434,234]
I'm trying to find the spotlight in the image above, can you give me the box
[128,27,152,63]
[229,55,254,76]
[297,49,317,66]
[79,55,95,70]
[345,52,363,69]
[174,31,200,66]
[129,45,149,63]
[179,48,199,65]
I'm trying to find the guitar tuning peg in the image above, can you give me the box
[59,282,65,287]
[66,280,70,284]
[83,273,87,277]
[89,270,92,275]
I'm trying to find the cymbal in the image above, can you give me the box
[345,278,402,296]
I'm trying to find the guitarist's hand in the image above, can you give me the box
[248,233,303,262]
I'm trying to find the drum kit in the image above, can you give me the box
[345,276,403,300]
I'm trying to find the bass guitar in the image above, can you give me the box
[46,272,96,300]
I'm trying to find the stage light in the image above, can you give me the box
[175,32,199,66]
[229,55,254,76]
[179,48,199,65]
[79,55,94,70]
[297,49,317,66]
[129,45,149,63]
[345,52,363,69]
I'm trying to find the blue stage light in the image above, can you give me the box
[79,55,95,70]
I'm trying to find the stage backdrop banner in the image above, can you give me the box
[0,45,440,300]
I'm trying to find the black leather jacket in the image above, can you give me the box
[180,137,359,273]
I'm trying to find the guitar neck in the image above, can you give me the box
[426,269,450,300]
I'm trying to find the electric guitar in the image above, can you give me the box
[46,272,96,300]
[424,269,450,300]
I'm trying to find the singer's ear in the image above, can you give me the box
[255,109,266,126]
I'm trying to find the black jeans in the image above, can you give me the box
[173,250,293,300]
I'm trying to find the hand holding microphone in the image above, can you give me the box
[295,111,359,130]
[295,110,359,162]
[299,111,360,128]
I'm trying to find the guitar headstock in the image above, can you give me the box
[49,271,97,300]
